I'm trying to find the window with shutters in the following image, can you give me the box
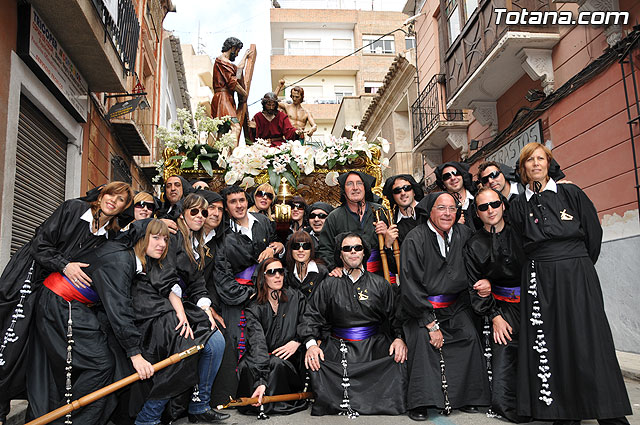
[111,154,132,183]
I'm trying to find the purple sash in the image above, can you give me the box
[235,263,257,285]
[331,325,379,341]
[427,294,458,309]
[492,285,521,303]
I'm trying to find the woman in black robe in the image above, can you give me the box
[134,195,227,425]
[284,230,327,298]
[510,142,631,424]
[15,182,154,425]
[236,258,307,415]
[464,187,528,423]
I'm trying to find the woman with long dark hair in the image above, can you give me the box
[236,258,307,415]
[285,230,327,298]
[130,217,227,425]
[510,142,631,424]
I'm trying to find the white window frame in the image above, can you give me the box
[364,82,383,94]
[286,39,321,55]
[362,35,395,54]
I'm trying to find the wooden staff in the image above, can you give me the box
[374,208,391,284]
[391,206,401,282]
[26,345,204,425]
[217,392,314,409]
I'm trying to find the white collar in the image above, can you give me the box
[525,178,557,201]
[397,200,418,222]
[135,255,144,274]
[343,265,365,283]
[231,213,257,240]
[204,228,216,244]
[80,209,109,237]
[460,189,474,210]
[293,260,319,280]
[427,220,453,257]
[507,181,520,198]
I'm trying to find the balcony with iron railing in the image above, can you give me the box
[411,74,468,152]
[29,0,141,92]
[442,0,560,110]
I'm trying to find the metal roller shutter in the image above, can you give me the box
[10,96,68,254]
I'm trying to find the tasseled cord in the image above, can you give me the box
[338,339,359,419]
[64,301,74,424]
[0,261,34,367]
[437,347,452,415]
[528,260,553,406]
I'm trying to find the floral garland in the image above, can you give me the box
[153,106,236,182]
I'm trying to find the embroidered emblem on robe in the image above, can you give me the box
[560,209,573,221]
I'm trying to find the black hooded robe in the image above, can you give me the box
[0,199,120,421]
[236,287,308,415]
[464,224,528,423]
[25,217,144,424]
[510,183,631,421]
[298,267,407,416]
[400,193,490,411]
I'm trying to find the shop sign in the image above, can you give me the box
[487,120,543,167]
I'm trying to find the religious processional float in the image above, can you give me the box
[154,106,391,222]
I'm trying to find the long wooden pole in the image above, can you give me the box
[374,209,391,284]
[391,206,401,283]
[26,345,204,425]
[217,392,314,409]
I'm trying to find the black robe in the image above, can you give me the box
[27,235,143,425]
[510,183,631,420]
[400,223,490,410]
[464,224,528,422]
[298,271,407,416]
[286,262,328,298]
[216,213,276,360]
[0,199,113,414]
[237,288,307,415]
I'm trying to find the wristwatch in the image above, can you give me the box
[427,322,440,333]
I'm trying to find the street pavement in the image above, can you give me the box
[8,378,640,425]
[168,378,640,425]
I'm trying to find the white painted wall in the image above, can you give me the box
[281,28,354,55]
[279,74,356,103]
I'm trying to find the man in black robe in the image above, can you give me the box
[317,171,390,281]
[217,185,283,362]
[477,161,523,201]
[382,174,424,247]
[156,175,194,225]
[305,201,334,250]
[435,162,480,230]
[299,232,407,416]
[400,192,490,421]
[464,187,527,422]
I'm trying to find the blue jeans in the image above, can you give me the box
[135,330,225,424]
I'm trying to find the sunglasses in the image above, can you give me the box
[265,267,285,276]
[134,201,155,211]
[255,190,274,200]
[442,170,461,181]
[481,170,502,185]
[392,184,413,195]
[290,202,305,210]
[189,208,209,218]
[476,200,502,212]
[309,212,328,220]
[291,242,312,250]
[341,244,364,253]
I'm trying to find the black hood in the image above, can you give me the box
[382,174,424,210]
[198,190,223,205]
[338,171,377,204]
[332,231,371,269]
[415,191,461,225]
[307,201,334,215]
[163,175,193,206]
[113,218,153,249]
[434,162,475,193]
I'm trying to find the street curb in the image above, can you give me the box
[6,400,26,425]
[617,350,640,382]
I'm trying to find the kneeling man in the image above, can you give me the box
[298,232,407,416]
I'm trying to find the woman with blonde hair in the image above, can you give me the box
[510,142,631,424]
[0,181,135,423]
[132,191,157,221]
[249,183,277,233]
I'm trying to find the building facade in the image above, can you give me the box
[403,0,640,351]
[270,4,412,141]
[0,0,176,268]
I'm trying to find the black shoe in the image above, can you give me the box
[459,405,480,413]
[409,407,429,421]
[188,408,231,423]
